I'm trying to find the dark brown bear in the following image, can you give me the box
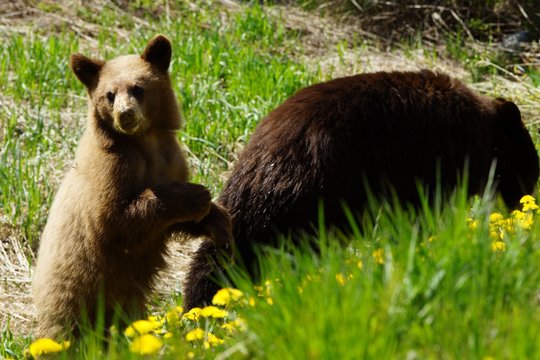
[183,70,539,309]
[33,35,231,339]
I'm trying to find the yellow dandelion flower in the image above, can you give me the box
[187,351,195,359]
[129,334,163,355]
[221,322,237,334]
[490,229,504,241]
[212,288,244,306]
[466,217,479,230]
[124,319,162,338]
[348,273,354,280]
[520,217,534,230]
[372,248,384,265]
[228,288,244,301]
[124,327,136,338]
[266,297,274,305]
[206,332,224,347]
[512,210,534,230]
[212,288,232,306]
[164,332,173,339]
[489,212,504,224]
[200,306,229,319]
[27,338,70,358]
[166,306,183,326]
[221,317,247,333]
[491,240,506,253]
[336,273,346,286]
[357,260,363,270]
[523,202,539,212]
[147,315,163,324]
[520,195,537,206]
[183,307,202,321]
[185,328,205,342]
[502,218,515,233]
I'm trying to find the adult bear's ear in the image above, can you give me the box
[70,53,104,90]
[498,100,525,136]
[141,34,172,73]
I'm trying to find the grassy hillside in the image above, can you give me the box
[1,0,540,358]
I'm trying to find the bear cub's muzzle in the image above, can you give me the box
[113,93,146,135]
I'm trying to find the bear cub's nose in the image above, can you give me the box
[117,108,137,130]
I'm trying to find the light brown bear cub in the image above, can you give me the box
[33,35,231,339]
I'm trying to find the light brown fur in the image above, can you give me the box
[33,35,232,339]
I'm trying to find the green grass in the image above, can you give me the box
[235,194,540,359]
[1,0,540,359]
[7,192,540,359]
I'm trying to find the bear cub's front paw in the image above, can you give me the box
[181,182,212,222]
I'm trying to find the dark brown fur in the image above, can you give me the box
[33,35,231,339]
[183,70,539,309]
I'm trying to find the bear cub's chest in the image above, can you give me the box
[133,135,186,185]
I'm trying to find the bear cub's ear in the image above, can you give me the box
[141,34,172,73]
[70,54,104,90]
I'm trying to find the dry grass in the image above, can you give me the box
[268,4,540,125]
[0,218,34,336]
[1,0,127,52]
[278,0,539,44]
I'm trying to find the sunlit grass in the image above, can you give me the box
[228,193,540,359]
[19,194,540,359]
[1,1,540,359]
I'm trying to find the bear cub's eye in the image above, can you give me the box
[106,92,115,104]
[131,86,144,98]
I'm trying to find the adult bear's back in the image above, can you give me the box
[218,70,538,258]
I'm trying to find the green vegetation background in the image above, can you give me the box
[1,0,540,358]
